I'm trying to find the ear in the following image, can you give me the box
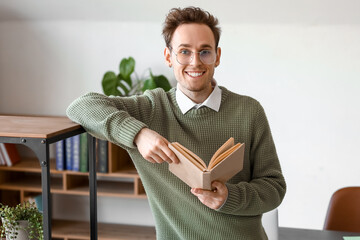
[164,47,173,67]
[215,47,221,67]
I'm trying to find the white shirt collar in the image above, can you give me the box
[176,80,222,114]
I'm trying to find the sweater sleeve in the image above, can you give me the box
[217,103,286,216]
[66,92,154,149]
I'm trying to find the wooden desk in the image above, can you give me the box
[280,227,360,240]
[0,115,85,240]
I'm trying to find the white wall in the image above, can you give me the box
[1,0,359,230]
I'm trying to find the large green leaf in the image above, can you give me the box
[117,74,130,96]
[142,73,171,92]
[102,71,121,96]
[153,74,172,92]
[142,77,157,92]
[119,57,135,86]
[103,57,172,96]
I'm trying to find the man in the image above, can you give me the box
[67,7,286,240]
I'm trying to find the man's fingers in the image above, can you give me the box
[153,138,179,164]
[191,188,213,196]
[153,148,171,163]
[212,181,224,193]
[191,182,228,210]
[163,145,179,164]
[191,188,218,208]
[134,127,178,164]
[146,157,156,164]
[147,146,170,163]
[151,139,173,163]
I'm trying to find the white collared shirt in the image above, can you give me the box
[176,80,222,114]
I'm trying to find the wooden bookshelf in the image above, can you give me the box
[0,115,154,239]
[51,220,156,240]
[0,150,146,200]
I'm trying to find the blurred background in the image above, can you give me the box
[0,0,359,230]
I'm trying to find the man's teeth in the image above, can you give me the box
[187,72,204,77]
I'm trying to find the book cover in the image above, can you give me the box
[65,137,73,171]
[33,194,43,213]
[0,143,21,166]
[55,140,66,171]
[0,146,6,165]
[25,194,43,213]
[80,132,89,172]
[96,139,108,173]
[168,137,245,190]
[72,134,81,172]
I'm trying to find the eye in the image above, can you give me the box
[179,49,191,55]
[200,50,212,56]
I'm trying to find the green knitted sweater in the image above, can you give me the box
[66,87,286,240]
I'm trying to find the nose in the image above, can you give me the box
[190,52,202,66]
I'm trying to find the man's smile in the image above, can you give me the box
[185,71,205,78]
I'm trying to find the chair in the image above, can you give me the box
[323,186,360,233]
[262,208,279,240]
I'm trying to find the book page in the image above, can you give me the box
[168,140,245,189]
[170,142,207,171]
[208,143,245,188]
[208,143,242,170]
[208,138,234,169]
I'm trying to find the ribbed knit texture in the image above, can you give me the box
[66,87,286,240]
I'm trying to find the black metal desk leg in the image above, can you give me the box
[88,134,98,240]
[26,138,52,240]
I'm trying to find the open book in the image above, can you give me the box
[168,137,245,190]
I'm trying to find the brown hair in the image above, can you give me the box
[162,7,221,49]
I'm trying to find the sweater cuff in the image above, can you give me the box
[116,117,147,149]
[217,183,243,214]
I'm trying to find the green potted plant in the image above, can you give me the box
[0,202,43,240]
[102,56,172,96]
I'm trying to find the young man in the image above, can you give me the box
[67,7,286,239]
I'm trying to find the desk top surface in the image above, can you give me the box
[279,227,360,240]
[0,115,82,138]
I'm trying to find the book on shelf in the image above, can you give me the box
[65,137,73,171]
[72,134,81,171]
[96,138,108,173]
[55,133,104,173]
[168,137,245,190]
[55,140,66,170]
[0,143,21,167]
[0,146,5,165]
[80,132,89,172]
[56,134,88,172]
[25,194,43,213]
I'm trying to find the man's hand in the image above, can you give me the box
[191,181,228,210]
[134,128,179,164]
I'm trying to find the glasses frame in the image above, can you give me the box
[169,47,217,65]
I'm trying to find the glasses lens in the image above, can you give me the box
[176,50,191,64]
[200,50,216,64]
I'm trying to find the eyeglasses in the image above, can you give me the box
[171,48,217,65]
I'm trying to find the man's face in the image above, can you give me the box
[165,23,221,98]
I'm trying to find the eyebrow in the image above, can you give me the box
[177,43,213,49]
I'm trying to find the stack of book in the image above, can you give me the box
[55,133,108,173]
[0,143,21,166]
